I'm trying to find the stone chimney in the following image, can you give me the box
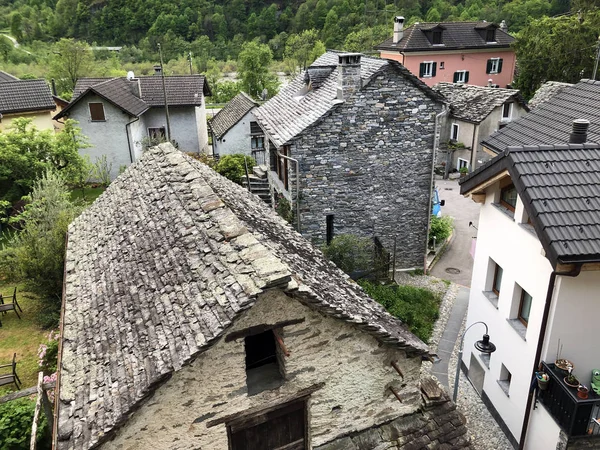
[337,53,362,101]
[153,65,162,76]
[569,119,589,144]
[499,20,508,32]
[393,16,405,44]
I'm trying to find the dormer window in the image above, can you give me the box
[486,29,496,42]
[433,30,442,45]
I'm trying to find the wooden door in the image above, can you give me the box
[229,401,306,450]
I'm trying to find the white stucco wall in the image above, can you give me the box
[0,110,54,132]
[105,289,422,449]
[524,403,562,450]
[196,104,209,154]
[463,178,554,443]
[143,107,201,153]
[213,110,257,158]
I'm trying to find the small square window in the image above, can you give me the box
[498,364,512,396]
[89,103,105,121]
[500,183,517,212]
[489,58,500,74]
[245,330,284,395]
[422,62,434,77]
[502,103,512,120]
[492,263,503,295]
[440,61,445,69]
[454,70,468,83]
[148,127,166,140]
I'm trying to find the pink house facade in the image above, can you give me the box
[377,18,516,88]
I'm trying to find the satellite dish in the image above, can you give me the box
[127,71,135,80]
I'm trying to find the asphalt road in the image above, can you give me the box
[430,178,481,287]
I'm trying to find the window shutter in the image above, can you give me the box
[486,59,492,74]
[453,72,459,83]
[497,58,503,73]
[432,62,437,77]
[465,71,470,83]
[419,63,425,78]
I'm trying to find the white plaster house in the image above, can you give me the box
[459,121,600,449]
[54,73,211,178]
[433,82,528,173]
[54,144,472,450]
[209,92,263,163]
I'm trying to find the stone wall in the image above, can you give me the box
[104,289,422,449]
[291,65,442,268]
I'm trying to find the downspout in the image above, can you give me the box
[424,106,449,273]
[125,116,140,164]
[276,150,301,233]
[518,264,582,450]
[470,125,477,170]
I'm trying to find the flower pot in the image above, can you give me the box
[536,372,549,390]
[564,376,580,388]
[578,386,589,399]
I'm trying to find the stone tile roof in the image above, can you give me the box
[0,70,19,82]
[528,81,573,110]
[254,51,443,148]
[377,21,514,52]
[0,79,55,115]
[56,143,429,449]
[482,79,600,154]
[209,92,258,139]
[55,75,209,119]
[433,82,528,123]
[460,143,600,267]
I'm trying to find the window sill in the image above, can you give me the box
[482,291,499,309]
[479,353,491,369]
[497,379,510,397]
[492,203,514,220]
[507,318,527,341]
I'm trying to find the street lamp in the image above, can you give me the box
[453,321,496,402]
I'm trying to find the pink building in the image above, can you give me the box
[376,18,516,88]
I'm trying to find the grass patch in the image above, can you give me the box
[0,281,48,394]
[69,186,105,204]
[359,280,441,343]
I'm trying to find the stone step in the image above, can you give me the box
[252,166,267,179]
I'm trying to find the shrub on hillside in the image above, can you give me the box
[216,154,256,183]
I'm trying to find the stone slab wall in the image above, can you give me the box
[290,65,442,268]
[104,289,422,449]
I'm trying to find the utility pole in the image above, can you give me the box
[157,43,172,142]
[188,51,193,75]
[593,36,600,81]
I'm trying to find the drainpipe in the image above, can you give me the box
[424,106,449,273]
[276,150,301,233]
[518,264,582,450]
[125,116,140,164]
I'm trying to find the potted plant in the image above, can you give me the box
[578,385,589,399]
[564,369,580,388]
[459,166,469,178]
[536,372,550,390]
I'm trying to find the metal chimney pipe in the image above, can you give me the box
[569,119,590,144]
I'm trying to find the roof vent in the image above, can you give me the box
[153,65,162,76]
[569,119,589,144]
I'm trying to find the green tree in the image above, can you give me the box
[0,35,13,61]
[285,29,320,70]
[49,38,95,96]
[344,25,389,53]
[237,40,279,99]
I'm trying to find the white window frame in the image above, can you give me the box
[440,61,445,69]
[489,58,500,74]
[457,158,469,170]
[502,102,513,121]
[451,123,459,141]
[422,61,434,78]
[455,70,467,83]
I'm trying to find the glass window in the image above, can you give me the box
[502,103,512,119]
[500,184,517,212]
[423,62,433,77]
[451,123,459,141]
[493,264,503,295]
[489,58,499,73]
[519,290,533,326]
[486,29,495,42]
[433,31,442,45]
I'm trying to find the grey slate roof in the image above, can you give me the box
[209,92,258,139]
[482,79,600,154]
[55,75,210,119]
[460,143,600,267]
[433,82,528,123]
[254,51,442,148]
[377,21,514,52]
[528,81,573,110]
[0,79,55,115]
[0,70,18,82]
[57,143,429,449]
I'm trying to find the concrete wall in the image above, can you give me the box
[524,404,562,450]
[196,103,209,154]
[463,177,554,443]
[0,110,54,132]
[66,93,134,179]
[213,110,257,157]
[380,48,516,88]
[104,289,422,449]
[143,107,201,153]
[275,64,442,268]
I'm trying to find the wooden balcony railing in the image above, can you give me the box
[538,362,600,437]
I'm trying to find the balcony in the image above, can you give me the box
[537,362,600,437]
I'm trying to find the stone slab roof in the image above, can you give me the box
[434,82,528,123]
[254,51,442,148]
[209,92,258,139]
[377,21,514,52]
[528,81,573,110]
[56,143,429,449]
[0,79,55,115]
[482,79,600,154]
[55,75,210,119]
[460,143,600,267]
[0,70,19,82]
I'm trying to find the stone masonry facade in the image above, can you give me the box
[291,65,442,268]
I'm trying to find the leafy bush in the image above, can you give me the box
[38,330,60,375]
[216,154,256,184]
[275,195,293,223]
[0,398,49,450]
[429,216,453,247]
[322,234,373,275]
[186,153,217,169]
[359,281,441,342]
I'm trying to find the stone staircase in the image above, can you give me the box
[243,166,271,206]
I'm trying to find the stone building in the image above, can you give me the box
[54,144,471,450]
[254,51,445,269]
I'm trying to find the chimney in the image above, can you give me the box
[569,119,589,144]
[499,20,508,32]
[393,16,405,44]
[487,79,493,87]
[337,53,362,101]
[51,78,57,96]
[154,65,162,76]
